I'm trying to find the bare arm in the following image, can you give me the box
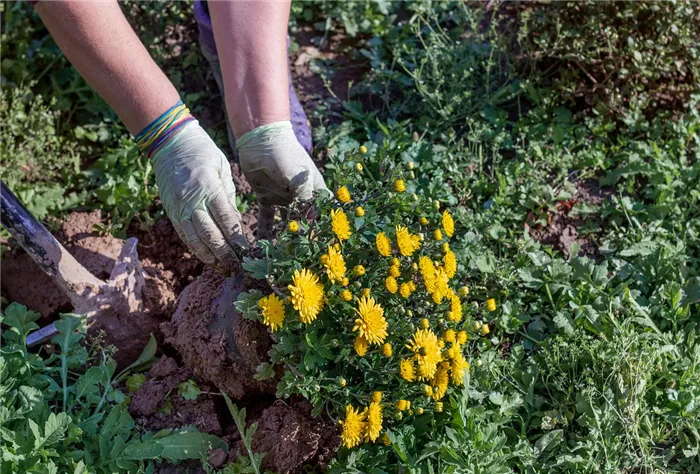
[208,0,291,138]
[34,0,180,134]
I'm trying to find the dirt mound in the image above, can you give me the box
[162,268,276,400]
[130,356,223,435]
[1,210,181,365]
[249,401,339,474]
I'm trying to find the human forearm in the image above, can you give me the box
[208,0,291,137]
[35,0,180,134]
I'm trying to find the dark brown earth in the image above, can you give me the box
[132,357,338,474]
[161,267,276,400]
[527,179,613,258]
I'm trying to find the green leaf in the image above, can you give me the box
[126,373,147,394]
[75,366,105,400]
[0,303,41,345]
[156,428,226,461]
[33,412,71,453]
[178,380,200,401]
[253,362,275,381]
[534,429,563,456]
[115,334,158,382]
[620,240,658,257]
[17,385,43,415]
[242,256,269,280]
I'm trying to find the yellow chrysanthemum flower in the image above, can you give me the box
[420,318,430,329]
[448,292,463,322]
[396,400,410,411]
[355,206,365,217]
[331,209,352,241]
[435,402,443,413]
[409,281,416,292]
[288,221,299,233]
[442,242,450,253]
[399,359,415,382]
[396,225,420,256]
[419,256,437,294]
[481,324,491,335]
[450,354,469,385]
[342,277,350,287]
[430,268,450,304]
[340,405,365,448]
[399,283,411,299]
[431,362,449,400]
[353,265,366,277]
[259,294,285,332]
[362,288,371,298]
[422,385,433,397]
[323,245,347,283]
[486,298,497,312]
[353,296,388,345]
[354,335,368,356]
[406,329,442,380]
[375,232,392,257]
[389,265,400,278]
[457,330,468,344]
[336,186,352,203]
[365,402,383,442]
[443,329,456,343]
[394,179,406,192]
[385,276,398,294]
[288,269,324,324]
[420,217,429,225]
[458,286,469,297]
[341,289,353,302]
[443,250,457,279]
[382,342,392,357]
[442,210,455,237]
[433,229,443,241]
[371,391,383,403]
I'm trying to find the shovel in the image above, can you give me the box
[0,180,146,348]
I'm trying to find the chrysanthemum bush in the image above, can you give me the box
[235,147,497,450]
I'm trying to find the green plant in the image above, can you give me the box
[0,303,226,473]
[220,394,267,474]
[0,85,83,219]
[517,0,700,115]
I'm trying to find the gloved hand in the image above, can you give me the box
[152,120,248,273]
[237,121,327,239]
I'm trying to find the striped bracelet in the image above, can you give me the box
[134,100,194,158]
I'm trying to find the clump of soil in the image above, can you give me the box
[247,401,340,474]
[132,358,338,474]
[527,179,613,258]
[130,356,223,435]
[161,268,276,400]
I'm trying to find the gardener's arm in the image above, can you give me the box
[208,0,326,238]
[34,0,247,272]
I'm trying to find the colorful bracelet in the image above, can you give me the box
[134,100,194,158]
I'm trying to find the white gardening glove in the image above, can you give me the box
[237,121,327,238]
[152,120,248,273]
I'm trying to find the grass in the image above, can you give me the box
[1,1,698,473]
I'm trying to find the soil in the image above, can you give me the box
[132,357,338,474]
[161,267,276,400]
[248,401,340,474]
[526,179,613,258]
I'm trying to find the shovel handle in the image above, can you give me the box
[0,180,104,309]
